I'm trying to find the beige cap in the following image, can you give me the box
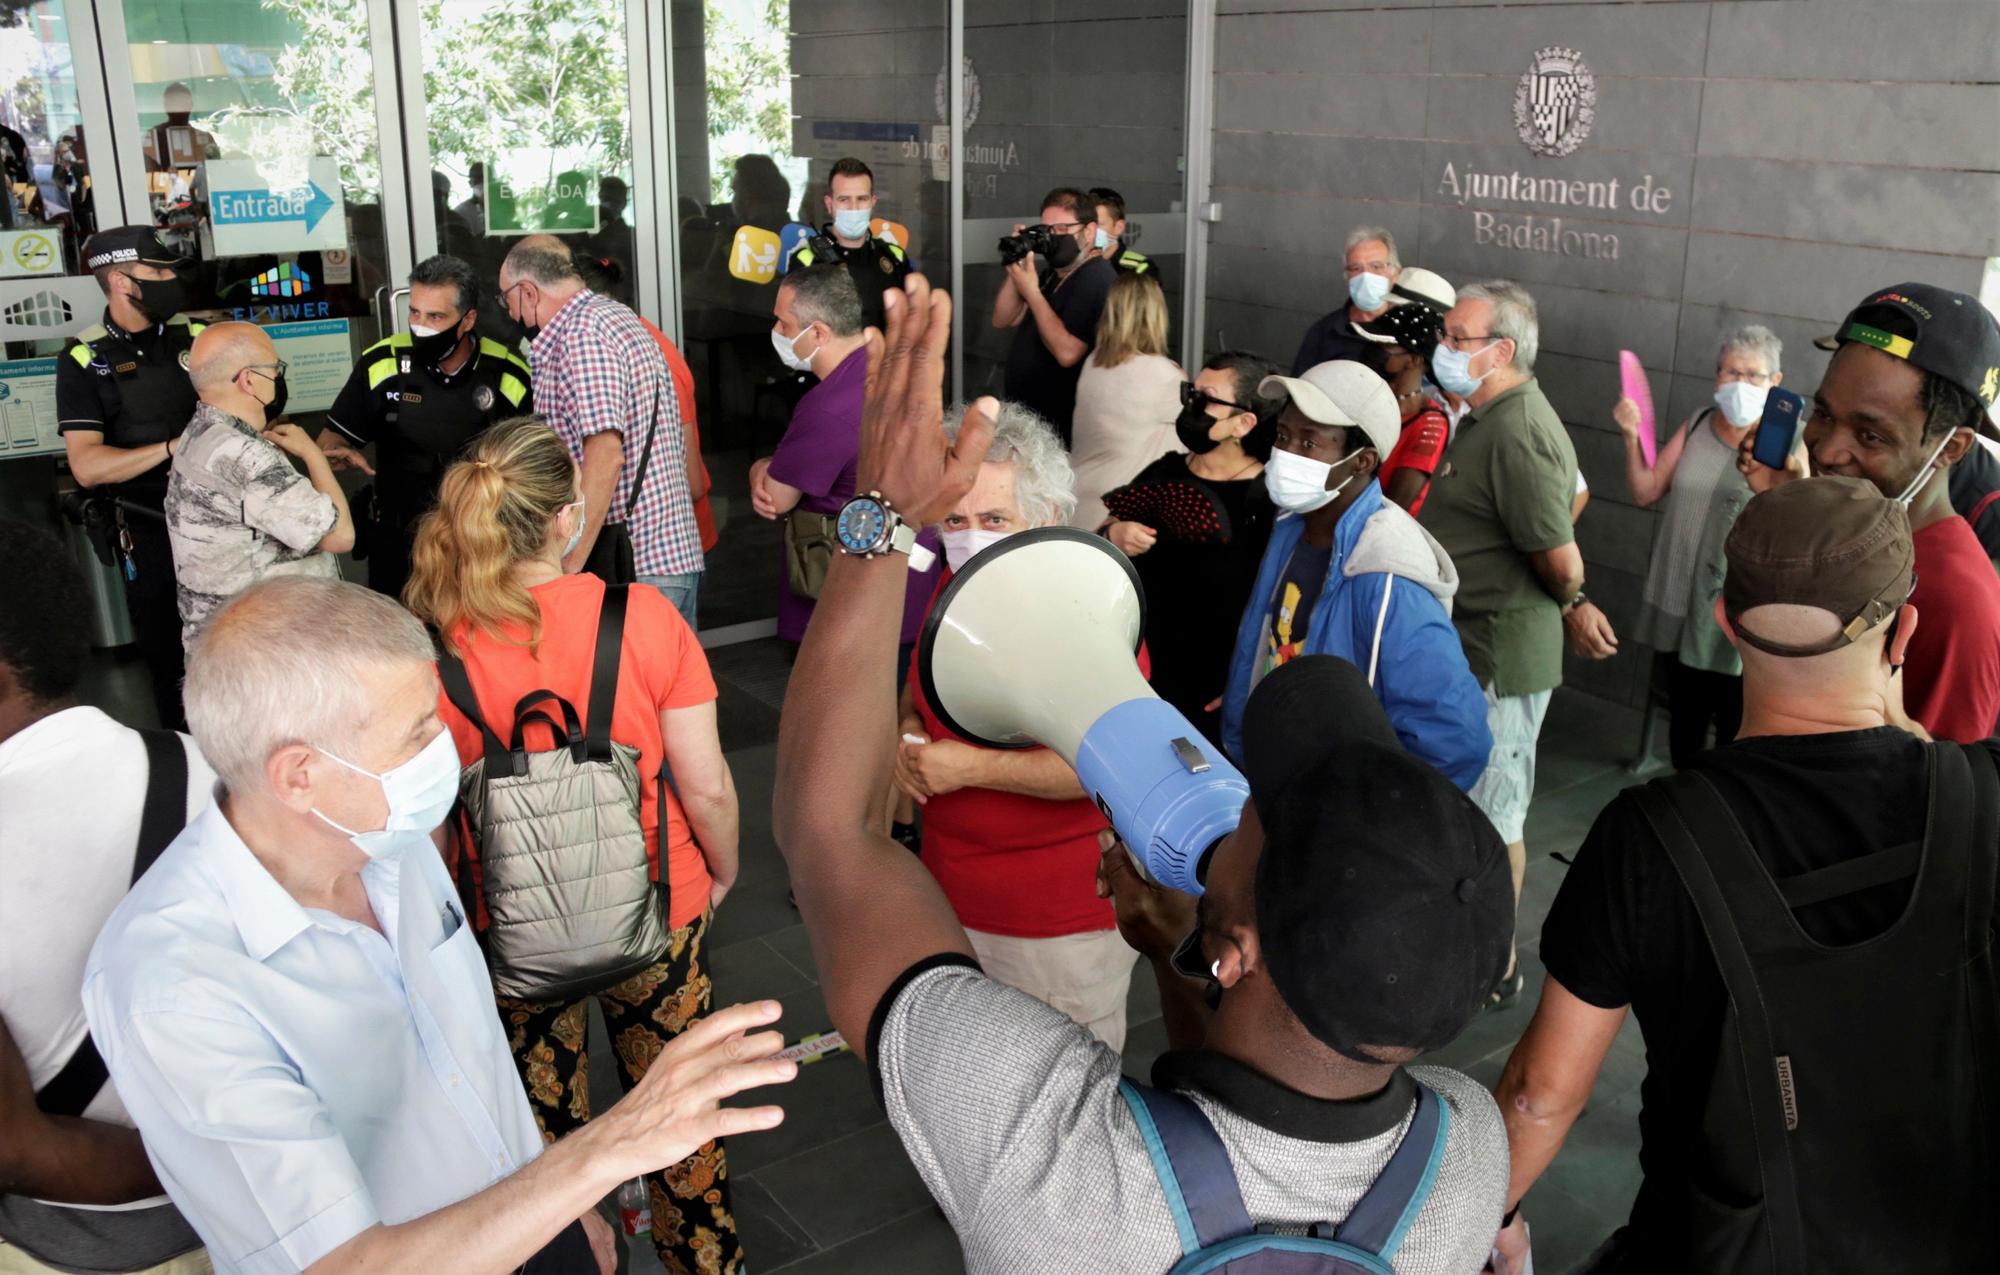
[1259,361,1401,458]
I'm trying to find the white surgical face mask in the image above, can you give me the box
[1264,447,1362,514]
[772,324,817,372]
[832,207,871,240]
[1348,271,1392,313]
[1713,380,1769,428]
[562,496,586,559]
[310,728,462,858]
[942,526,1010,572]
[1432,340,1498,398]
[1896,428,1958,506]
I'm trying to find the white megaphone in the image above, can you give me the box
[917,527,1248,895]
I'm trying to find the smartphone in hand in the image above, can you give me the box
[1751,388,1807,470]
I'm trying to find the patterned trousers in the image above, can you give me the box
[496,913,740,1275]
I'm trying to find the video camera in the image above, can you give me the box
[996,224,1061,267]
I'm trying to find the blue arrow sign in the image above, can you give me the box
[210,181,337,234]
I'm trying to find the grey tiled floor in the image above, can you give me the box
[75,638,1662,1275]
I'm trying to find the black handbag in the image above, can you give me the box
[582,381,663,586]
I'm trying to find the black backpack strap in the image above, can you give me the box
[1331,1080,1450,1261]
[436,636,513,774]
[1117,1078,1254,1253]
[133,728,187,881]
[585,584,629,762]
[37,729,187,1116]
[1633,777,1809,1274]
[1949,743,1999,957]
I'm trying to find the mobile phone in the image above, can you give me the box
[1752,388,1806,470]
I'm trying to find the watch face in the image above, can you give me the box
[837,497,888,552]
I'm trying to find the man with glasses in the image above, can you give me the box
[1418,280,1615,1010]
[164,322,353,647]
[992,187,1116,446]
[1289,226,1401,377]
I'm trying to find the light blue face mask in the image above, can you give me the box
[1094,228,1112,252]
[832,207,872,240]
[562,496,586,559]
[1432,339,1500,398]
[310,728,462,859]
[1348,271,1393,313]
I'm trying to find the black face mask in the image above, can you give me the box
[1170,926,1224,1010]
[130,275,187,326]
[408,322,467,370]
[249,368,288,424]
[1176,402,1225,455]
[1046,232,1081,270]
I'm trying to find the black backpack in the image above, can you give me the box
[1631,743,2000,1273]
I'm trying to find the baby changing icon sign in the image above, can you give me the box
[728,226,782,284]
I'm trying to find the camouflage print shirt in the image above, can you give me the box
[165,402,340,647]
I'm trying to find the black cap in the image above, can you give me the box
[81,226,185,272]
[1815,283,2000,424]
[1356,303,1444,364]
[1239,656,1513,1063]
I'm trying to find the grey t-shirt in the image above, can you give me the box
[876,962,1509,1274]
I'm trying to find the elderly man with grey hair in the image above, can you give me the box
[81,577,795,1275]
[1290,224,1400,376]
[499,235,704,624]
[1616,324,1785,768]
[1418,279,1616,1009]
[889,400,1141,1048]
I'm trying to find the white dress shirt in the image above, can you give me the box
[82,800,546,1275]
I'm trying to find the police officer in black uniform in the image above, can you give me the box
[787,157,911,331]
[1088,186,1161,285]
[318,254,531,600]
[56,226,204,729]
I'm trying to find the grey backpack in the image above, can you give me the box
[437,584,671,1002]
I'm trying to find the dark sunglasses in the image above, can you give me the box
[1181,381,1252,414]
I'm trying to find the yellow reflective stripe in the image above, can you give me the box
[478,337,529,374]
[366,358,398,390]
[499,372,528,406]
[77,324,108,343]
[186,320,207,335]
[68,342,92,368]
[884,242,906,262]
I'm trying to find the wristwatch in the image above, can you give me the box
[835,490,937,572]
[1562,590,1589,615]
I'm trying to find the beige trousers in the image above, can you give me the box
[966,926,1140,1051]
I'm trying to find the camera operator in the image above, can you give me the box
[991,188,1116,447]
[775,274,1511,1273]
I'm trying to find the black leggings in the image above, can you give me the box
[1666,657,1743,769]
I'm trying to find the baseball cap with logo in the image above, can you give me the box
[1812,283,2000,427]
[1259,360,1401,457]
[1354,267,1456,345]
[81,226,185,273]
[1240,656,1512,1063]
[1722,476,1915,658]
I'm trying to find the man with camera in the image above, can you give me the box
[991,187,1116,447]
[775,273,1511,1273]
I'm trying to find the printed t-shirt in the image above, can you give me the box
[1264,539,1333,676]
[1376,405,1451,515]
[906,572,1148,938]
[436,572,717,930]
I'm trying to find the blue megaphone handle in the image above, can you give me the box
[1073,698,1248,896]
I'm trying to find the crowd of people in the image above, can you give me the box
[5,163,2000,1275]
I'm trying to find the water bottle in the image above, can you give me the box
[618,1179,652,1238]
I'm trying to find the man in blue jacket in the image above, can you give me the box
[1221,360,1490,790]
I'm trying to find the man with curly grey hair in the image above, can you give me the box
[890,400,1142,1048]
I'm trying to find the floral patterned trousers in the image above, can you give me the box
[496,913,741,1275]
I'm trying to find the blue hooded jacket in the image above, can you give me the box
[1221,480,1491,790]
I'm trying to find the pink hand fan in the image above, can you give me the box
[1619,350,1658,468]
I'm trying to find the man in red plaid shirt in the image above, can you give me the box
[499,236,705,624]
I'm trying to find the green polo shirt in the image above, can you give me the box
[1417,378,1577,696]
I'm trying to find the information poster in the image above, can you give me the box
[206,157,349,257]
[0,357,61,456]
[264,318,352,415]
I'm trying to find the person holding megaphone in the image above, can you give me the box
[774,273,1514,1274]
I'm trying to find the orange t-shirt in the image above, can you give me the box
[639,316,719,553]
[437,573,718,931]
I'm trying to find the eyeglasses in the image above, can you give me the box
[1343,261,1393,275]
[1439,332,1498,352]
[243,359,289,379]
[1042,221,1086,235]
[1181,381,1252,414]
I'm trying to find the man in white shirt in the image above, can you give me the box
[83,576,796,1275]
[0,520,210,1274]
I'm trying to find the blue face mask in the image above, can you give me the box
[832,207,871,240]
[1094,228,1112,252]
[1348,271,1393,313]
[1432,340,1500,398]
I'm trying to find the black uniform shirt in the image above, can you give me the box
[56,310,205,500]
[790,226,911,330]
[325,333,532,482]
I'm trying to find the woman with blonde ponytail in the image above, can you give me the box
[406,417,748,1273]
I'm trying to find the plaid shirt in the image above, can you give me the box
[530,289,702,576]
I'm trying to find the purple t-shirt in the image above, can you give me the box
[768,346,939,642]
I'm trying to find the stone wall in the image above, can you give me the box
[1202,0,2000,706]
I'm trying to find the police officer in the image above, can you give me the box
[1089,187,1161,285]
[57,226,203,729]
[787,156,910,331]
[318,254,531,600]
